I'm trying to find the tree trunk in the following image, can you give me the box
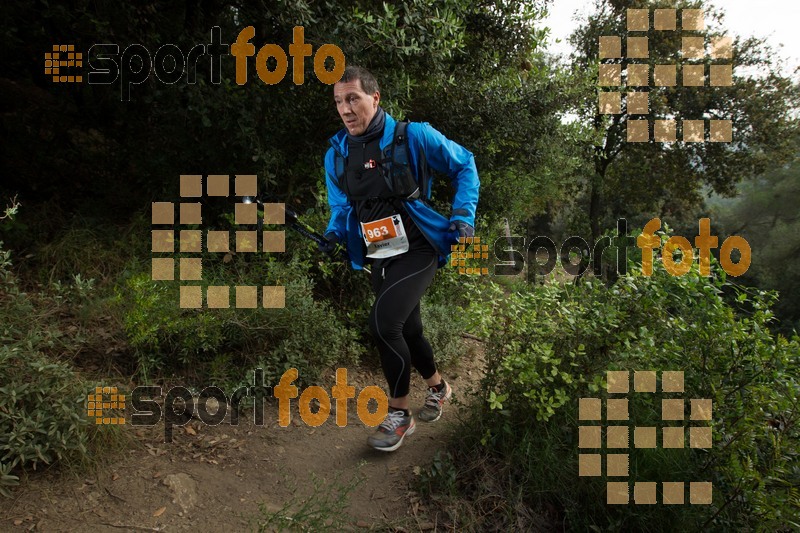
[589,171,603,245]
[504,217,514,264]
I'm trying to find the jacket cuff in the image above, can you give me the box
[449,210,473,226]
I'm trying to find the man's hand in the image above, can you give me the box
[318,232,340,256]
[449,220,474,239]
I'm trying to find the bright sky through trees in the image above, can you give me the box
[544,0,800,78]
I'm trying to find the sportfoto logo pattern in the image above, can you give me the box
[45,44,83,83]
[578,370,713,505]
[598,8,733,143]
[151,175,286,309]
[88,386,125,425]
[451,236,490,276]
[44,26,345,101]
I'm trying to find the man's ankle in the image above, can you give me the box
[389,406,410,417]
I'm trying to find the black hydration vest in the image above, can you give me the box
[333,121,429,202]
[337,122,435,258]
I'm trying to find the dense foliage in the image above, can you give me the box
[0,235,109,496]
[0,0,562,242]
[422,241,800,530]
[713,153,800,334]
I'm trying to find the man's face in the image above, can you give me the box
[333,79,380,136]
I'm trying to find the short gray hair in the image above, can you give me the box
[338,65,380,95]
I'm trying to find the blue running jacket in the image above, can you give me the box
[323,113,480,270]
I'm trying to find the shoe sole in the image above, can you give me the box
[370,421,416,452]
[420,385,453,423]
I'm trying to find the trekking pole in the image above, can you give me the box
[242,196,371,275]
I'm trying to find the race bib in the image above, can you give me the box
[361,215,409,258]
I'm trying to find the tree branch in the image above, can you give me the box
[0,195,20,221]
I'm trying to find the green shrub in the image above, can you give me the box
[426,265,505,340]
[37,225,123,285]
[254,270,364,385]
[117,255,365,385]
[118,273,228,378]
[433,243,800,531]
[0,346,92,490]
[0,237,106,498]
[0,462,19,498]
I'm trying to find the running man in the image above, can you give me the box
[319,66,479,451]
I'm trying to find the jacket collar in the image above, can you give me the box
[329,112,397,156]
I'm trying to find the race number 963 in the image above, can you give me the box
[361,216,398,243]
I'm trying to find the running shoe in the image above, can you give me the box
[418,380,452,422]
[367,409,416,452]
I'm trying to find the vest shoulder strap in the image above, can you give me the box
[402,122,431,200]
[394,120,408,146]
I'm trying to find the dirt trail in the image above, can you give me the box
[0,340,484,532]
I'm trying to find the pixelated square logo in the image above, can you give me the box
[578,370,713,505]
[45,44,83,83]
[151,174,286,309]
[598,9,733,143]
[87,386,125,425]
[450,236,490,276]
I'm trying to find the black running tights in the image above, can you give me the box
[369,252,438,399]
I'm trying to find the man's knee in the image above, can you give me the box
[402,319,423,339]
[369,310,403,341]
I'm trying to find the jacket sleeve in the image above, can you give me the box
[410,122,480,227]
[323,147,349,240]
